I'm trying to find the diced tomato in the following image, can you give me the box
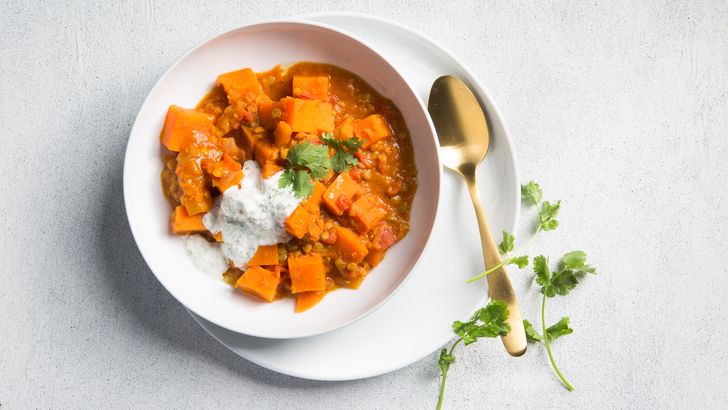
[377,223,397,250]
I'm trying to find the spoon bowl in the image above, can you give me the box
[429,76,490,175]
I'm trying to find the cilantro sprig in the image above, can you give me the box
[437,300,510,410]
[467,181,559,283]
[524,251,596,391]
[321,132,363,172]
[278,141,330,199]
[278,132,364,198]
[435,179,598,406]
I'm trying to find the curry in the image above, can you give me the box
[160,62,417,312]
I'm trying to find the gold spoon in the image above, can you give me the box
[428,75,527,357]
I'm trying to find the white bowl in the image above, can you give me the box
[123,21,441,339]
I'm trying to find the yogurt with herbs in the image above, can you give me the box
[201,160,299,268]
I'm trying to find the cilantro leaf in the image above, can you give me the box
[545,317,573,341]
[452,300,511,345]
[523,319,543,343]
[524,317,573,344]
[330,150,359,173]
[321,132,363,173]
[291,169,314,199]
[535,252,595,298]
[521,181,543,204]
[533,255,551,288]
[286,141,330,179]
[279,141,331,198]
[560,250,596,278]
[539,200,560,231]
[509,255,529,268]
[278,169,294,189]
[279,168,314,199]
[343,137,364,151]
[498,230,515,255]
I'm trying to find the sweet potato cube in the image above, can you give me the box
[334,116,355,140]
[353,114,392,148]
[210,154,243,193]
[217,68,263,103]
[247,245,278,267]
[280,97,334,134]
[307,213,324,240]
[287,253,327,293]
[349,194,389,233]
[333,226,369,263]
[323,172,360,215]
[303,181,326,213]
[171,205,206,234]
[236,266,280,302]
[292,75,329,100]
[213,169,243,193]
[285,206,310,239]
[254,139,279,164]
[295,291,326,313]
[160,105,214,152]
[274,121,292,146]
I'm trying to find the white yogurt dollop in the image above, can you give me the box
[182,234,229,278]
[202,160,300,268]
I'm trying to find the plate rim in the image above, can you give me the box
[188,11,522,381]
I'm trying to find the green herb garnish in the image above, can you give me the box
[524,251,596,391]
[320,131,364,172]
[437,300,510,410]
[279,141,331,199]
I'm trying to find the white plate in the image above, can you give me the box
[123,20,442,339]
[190,12,521,380]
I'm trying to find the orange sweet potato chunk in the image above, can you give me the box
[247,245,278,267]
[323,172,360,216]
[210,154,243,193]
[285,206,310,239]
[236,266,280,302]
[254,139,279,164]
[333,226,369,263]
[353,114,392,148]
[280,97,334,134]
[161,105,215,152]
[303,181,326,213]
[292,75,329,100]
[295,291,326,312]
[171,206,206,234]
[287,253,327,293]
[217,68,263,103]
[334,116,354,140]
[349,194,389,233]
[274,121,292,146]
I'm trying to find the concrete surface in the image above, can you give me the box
[1,1,727,408]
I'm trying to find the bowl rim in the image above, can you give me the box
[122,19,443,338]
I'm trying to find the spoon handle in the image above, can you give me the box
[464,173,527,357]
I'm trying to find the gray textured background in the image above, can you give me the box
[2,1,727,409]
